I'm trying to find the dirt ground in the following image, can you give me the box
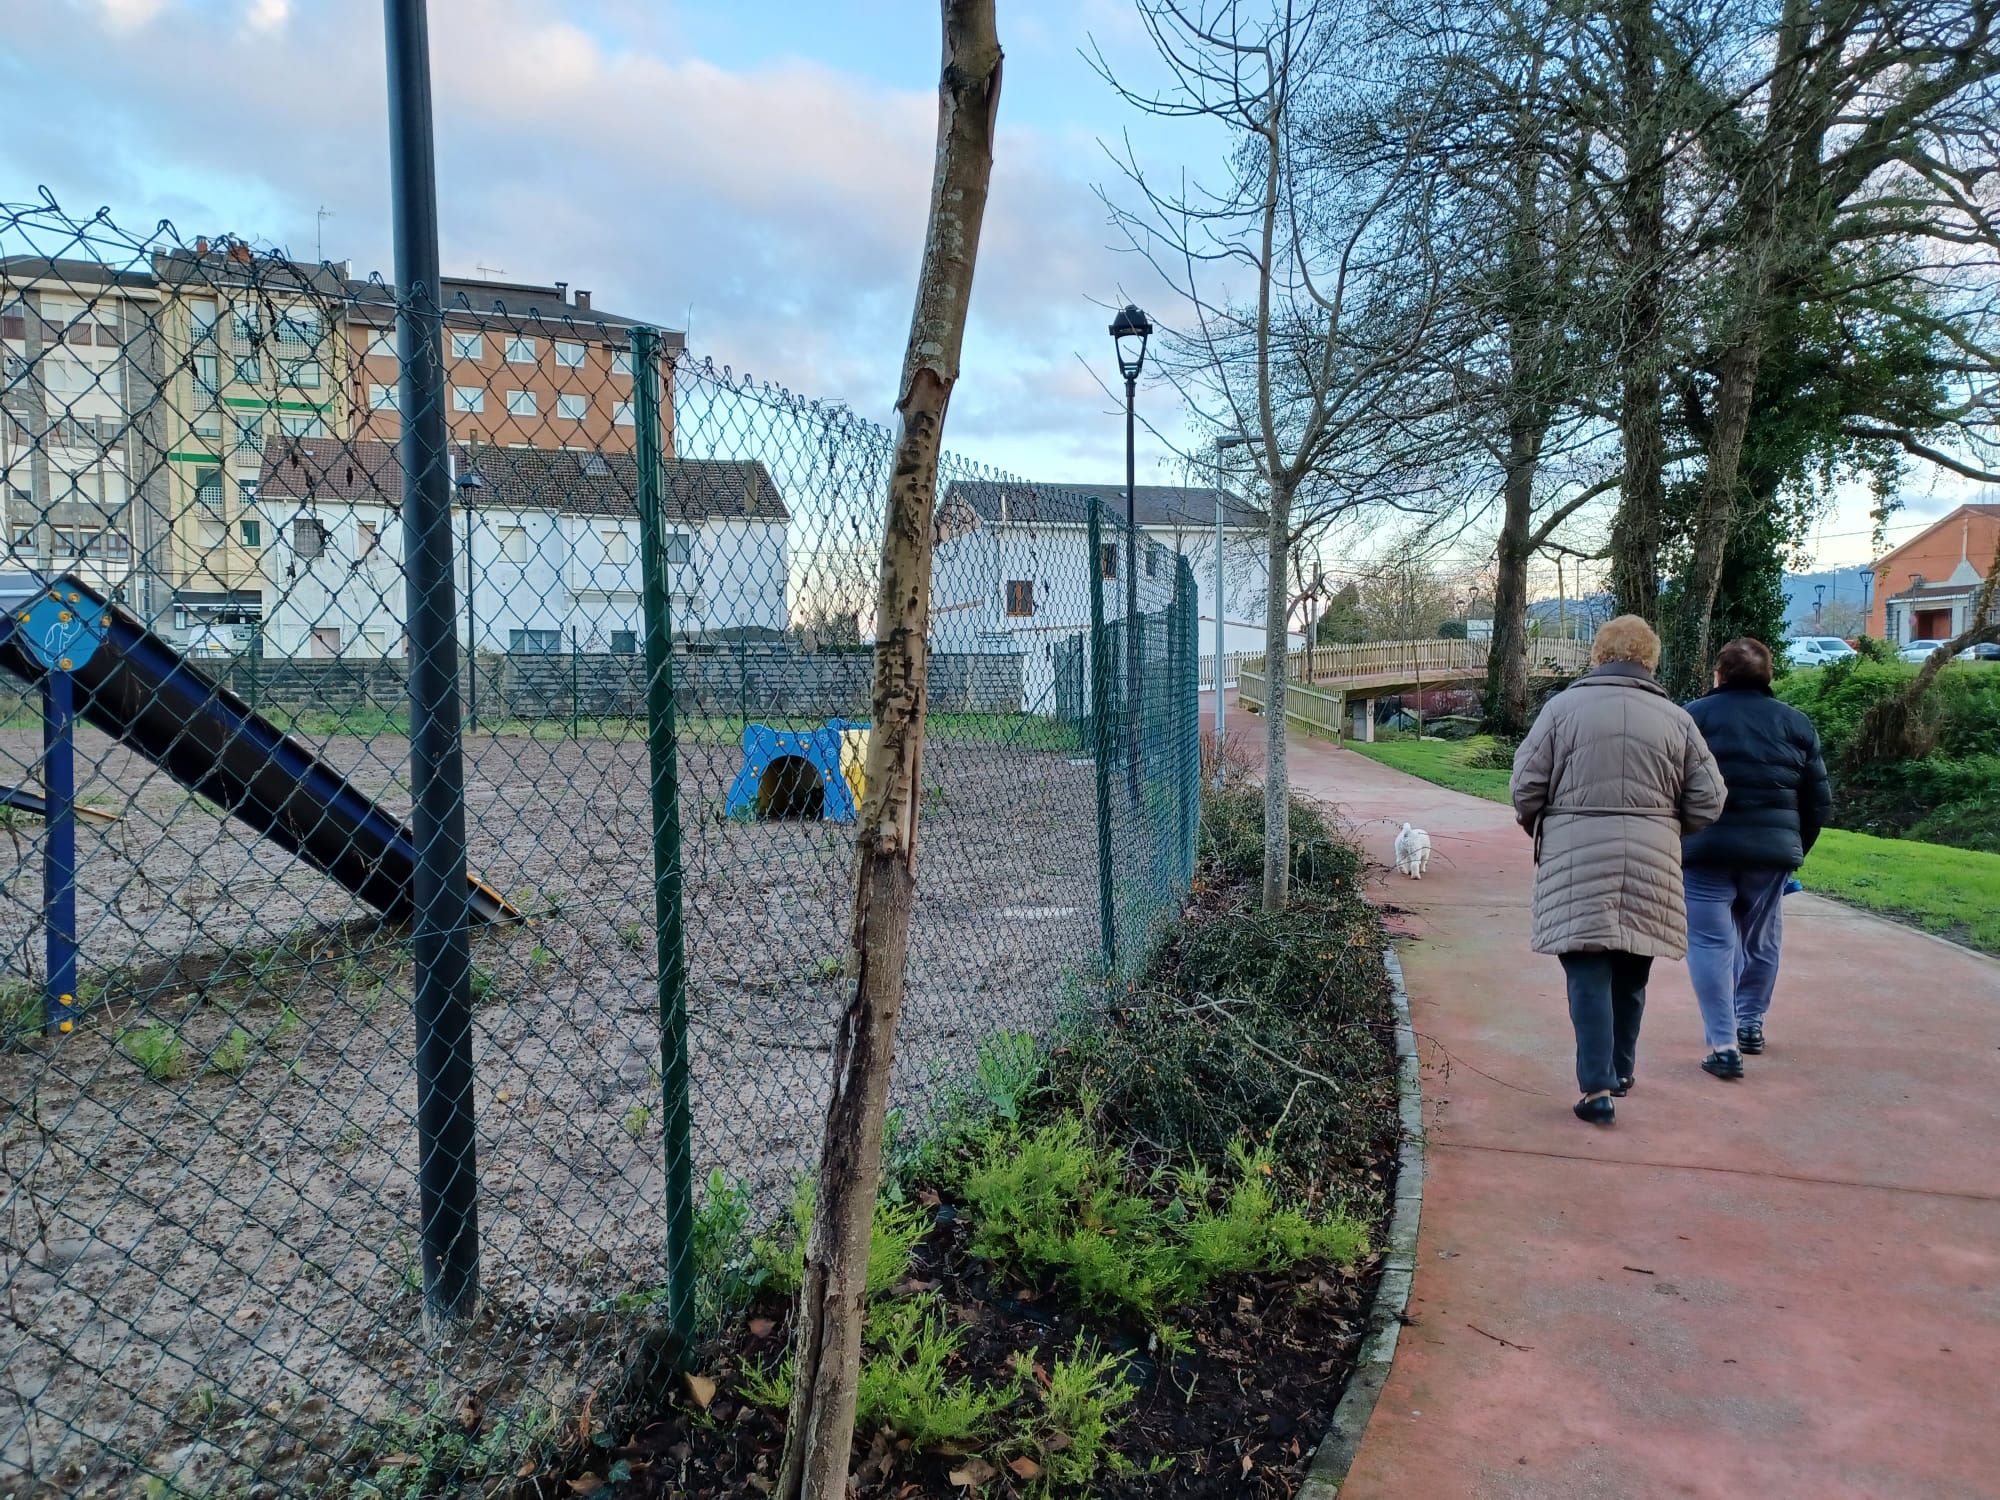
[0,720,1104,1496]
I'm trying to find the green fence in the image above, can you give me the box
[0,197,1199,1496]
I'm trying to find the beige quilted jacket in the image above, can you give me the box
[1510,664,1726,957]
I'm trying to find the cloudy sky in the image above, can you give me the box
[1,0,1978,572]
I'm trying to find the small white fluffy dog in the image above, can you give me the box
[1393,822,1433,880]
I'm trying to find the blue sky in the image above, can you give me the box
[0,0,1973,573]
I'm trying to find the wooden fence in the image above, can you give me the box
[1204,636,1592,692]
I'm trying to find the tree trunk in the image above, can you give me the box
[775,6,1000,1496]
[1485,417,1535,736]
[1261,483,1292,913]
[1609,0,1665,623]
[1663,337,1760,697]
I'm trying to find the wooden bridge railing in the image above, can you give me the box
[1202,636,1592,692]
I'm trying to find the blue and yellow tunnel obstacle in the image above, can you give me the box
[724,720,871,824]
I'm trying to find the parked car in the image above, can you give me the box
[1896,639,1952,663]
[1957,642,2000,662]
[1784,636,1858,668]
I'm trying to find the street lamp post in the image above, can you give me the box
[1109,304,1151,798]
[454,461,486,732]
[1814,582,1826,629]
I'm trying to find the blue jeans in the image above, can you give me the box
[1683,865,1788,1052]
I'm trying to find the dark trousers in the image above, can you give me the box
[1559,951,1654,1095]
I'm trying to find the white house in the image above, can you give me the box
[251,436,788,658]
[931,480,1289,712]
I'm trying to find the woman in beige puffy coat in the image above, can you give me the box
[1510,616,1725,1124]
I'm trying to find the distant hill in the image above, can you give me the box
[1526,592,1614,637]
[1783,567,1873,634]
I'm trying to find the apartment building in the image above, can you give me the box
[0,256,167,617]
[345,278,682,454]
[149,238,355,645]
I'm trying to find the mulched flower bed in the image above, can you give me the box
[598,1198,1381,1498]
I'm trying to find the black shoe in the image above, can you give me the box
[1737,1023,1764,1055]
[1702,1049,1745,1080]
[1611,1075,1634,1097]
[1573,1095,1615,1124]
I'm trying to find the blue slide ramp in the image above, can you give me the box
[0,574,517,927]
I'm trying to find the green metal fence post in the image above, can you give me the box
[1087,496,1117,977]
[632,326,694,1360]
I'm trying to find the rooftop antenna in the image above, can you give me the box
[475,263,506,281]
[315,206,334,263]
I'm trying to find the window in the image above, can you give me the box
[235,415,265,459]
[278,413,327,438]
[499,525,529,562]
[357,520,379,554]
[285,359,323,389]
[1005,580,1035,617]
[368,329,397,360]
[665,533,692,565]
[610,629,637,654]
[1,302,25,341]
[293,518,326,558]
[188,298,218,341]
[557,392,587,422]
[504,336,536,364]
[194,466,224,511]
[94,313,121,346]
[509,628,562,653]
[275,309,322,353]
[506,389,536,417]
[194,408,223,440]
[600,527,631,564]
[612,351,632,376]
[232,309,261,346]
[613,399,634,427]
[100,530,131,559]
[1146,547,1158,578]
[451,331,484,360]
[193,353,220,395]
[451,386,485,414]
[235,354,262,384]
[238,479,259,508]
[555,341,585,368]
[239,519,262,547]
[369,383,399,412]
[1100,542,1118,580]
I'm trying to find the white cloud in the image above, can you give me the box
[244,0,291,34]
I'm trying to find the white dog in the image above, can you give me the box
[1393,822,1432,880]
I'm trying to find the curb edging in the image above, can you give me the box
[1298,947,1424,1498]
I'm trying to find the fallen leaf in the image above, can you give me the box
[568,1476,604,1495]
[948,1457,999,1488]
[1008,1456,1043,1480]
[683,1372,717,1410]
[1241,1453,1255,1476]
[747,1317,775,1338]
[456,1393,483,1434]
[1043,1432,1072,1454]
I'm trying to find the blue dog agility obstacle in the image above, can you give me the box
[724,720,870,824]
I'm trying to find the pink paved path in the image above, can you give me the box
[1283,736,2000,1500]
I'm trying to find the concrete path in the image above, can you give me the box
[1283,736,2000,1500]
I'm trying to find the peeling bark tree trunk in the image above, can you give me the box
[775,6,1001,1496]
[1261,480,1293,914]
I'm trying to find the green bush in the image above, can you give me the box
[947,1115,1368,1324]
[1198,778,1362,897]
[1777,658,2000,760]
[1837,754,2000,854]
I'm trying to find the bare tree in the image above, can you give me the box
[775,5,1001,1495]
[1097,0,1444,910]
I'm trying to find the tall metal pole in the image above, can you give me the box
[386,0,479,1326]
[1124,374,1140,801]
[632,326,694,1357]
[1214,492,1225,738]
[1088,497,1116,976]
[462,500,478,732]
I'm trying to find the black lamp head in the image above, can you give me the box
[1109,303,1153,381]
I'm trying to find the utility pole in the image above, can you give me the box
[1213,434,1254,740]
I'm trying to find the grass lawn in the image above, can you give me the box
[1350,736,2000,957]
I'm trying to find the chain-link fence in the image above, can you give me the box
[0,199,1201,1496]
